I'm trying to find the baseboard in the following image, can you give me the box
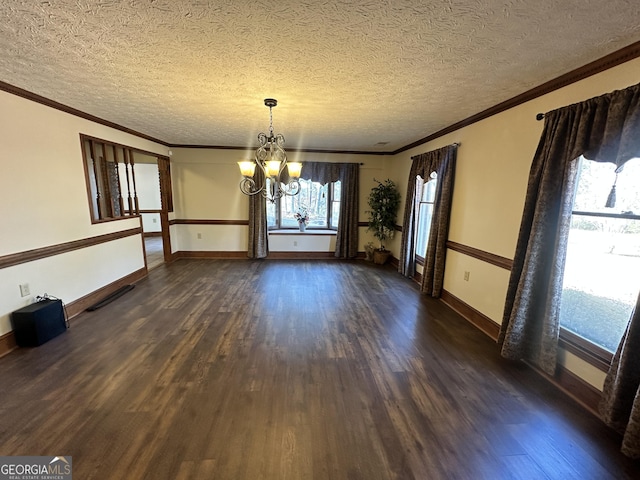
[0,267,148,359]
[440,289,501,340]
[0,331,18,358]
[267,251,338,259]
[173,251,248,259]
[438,289,603,417]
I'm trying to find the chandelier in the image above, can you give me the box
[238,98,302,203]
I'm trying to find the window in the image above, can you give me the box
[82,136,137,221]
[80,134,173,223]
[560,156,640,355]
[267,178,341,230]
[414,173,437,263]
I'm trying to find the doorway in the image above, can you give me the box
[133,152,173,270]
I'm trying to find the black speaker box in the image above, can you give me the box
[11,299,67,347]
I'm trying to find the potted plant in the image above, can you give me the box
[366,179,401,264]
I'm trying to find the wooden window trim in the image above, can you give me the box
[158,156,174,212]
[80,134,173,223]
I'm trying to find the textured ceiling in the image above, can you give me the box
[1,1,639,152]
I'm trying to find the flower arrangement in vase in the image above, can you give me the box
[294,208,309,231]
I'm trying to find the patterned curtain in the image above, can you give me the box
[601,299,640,459]
[247,168,269,259]
[335,164,359,258]
[290,161,360,259]
[499,83,640,387]
[398,144,457,297]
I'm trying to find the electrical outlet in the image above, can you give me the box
[197,233,202,239]
[293,241,298,246]
[19,283,30,297]
[152,218,157,223]
[464,271,470,282]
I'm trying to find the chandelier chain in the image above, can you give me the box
[269,105,274,138]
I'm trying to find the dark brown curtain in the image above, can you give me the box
[601,299,640,458]
[334,164,359,258]
[292,161,359,259]
[398,144,457,297]
[247,168,269,259]
[499,83,640,394]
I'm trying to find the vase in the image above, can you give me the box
[299,222,306,232]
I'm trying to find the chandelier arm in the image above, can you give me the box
[239,177,264,196]
[256,133,269,164]
[275,137,287,175]
[261,188,273,202]
[281,179,300,196]
[254,157,268,177]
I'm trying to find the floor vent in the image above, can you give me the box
[86,285,134,311]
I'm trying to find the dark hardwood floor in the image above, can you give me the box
[144,236,164,270]
[1,259,638,479]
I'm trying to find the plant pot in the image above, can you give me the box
[373,250,391,265]
[299,223,306,232]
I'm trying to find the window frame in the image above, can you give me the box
[80,134,173,224]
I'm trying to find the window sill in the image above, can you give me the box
[268,229,337,236]
[91,214,141,225]
[559,327,613,372]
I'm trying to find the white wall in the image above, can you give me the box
[133,161,162,210]
[387,57,640,390]
[134,160,163,233]
[141,213,162,233]
[268,232,336,252]
[0,90,168,335]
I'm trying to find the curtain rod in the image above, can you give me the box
[536,113,545,121]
